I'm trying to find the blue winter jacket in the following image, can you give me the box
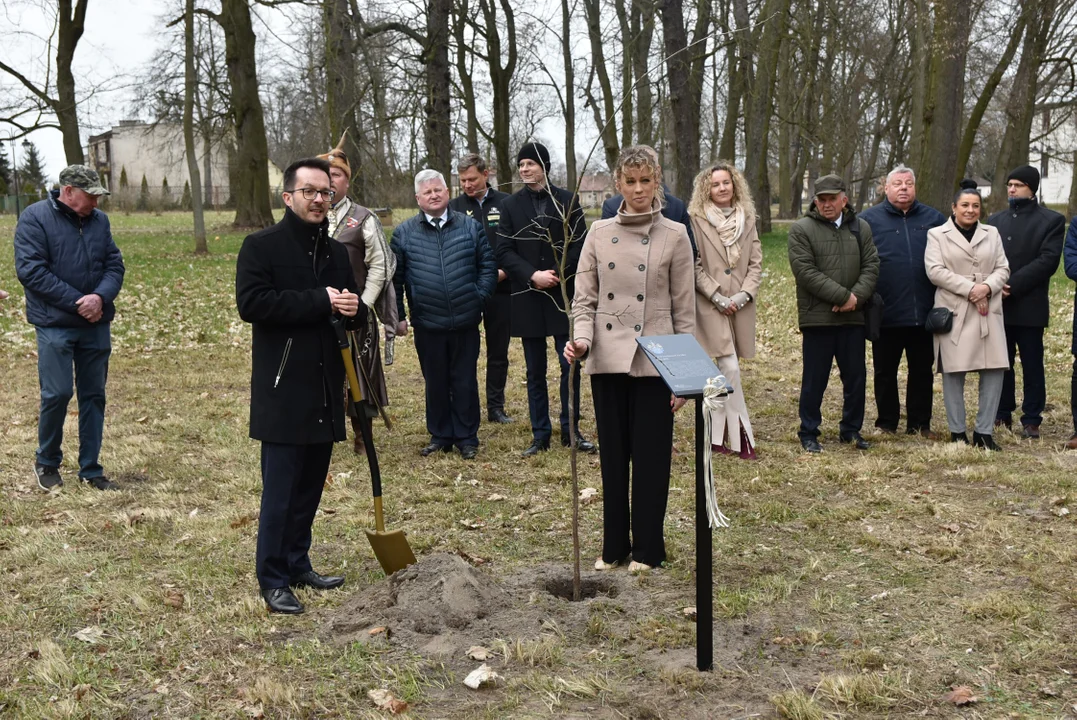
[858,198,945,327]
[14,191,125,328]
[391,210,497,332]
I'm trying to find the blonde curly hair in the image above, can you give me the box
[614,145,666,208]
[687,161,755,219]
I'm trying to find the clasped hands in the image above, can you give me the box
[563,339,686,414]
[326,286,360,317]
[76,294,103,322]
[711,291,750,316]
[968,283,991,316]
[830,292,857,313]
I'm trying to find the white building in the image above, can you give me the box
[1030,110,1075,208]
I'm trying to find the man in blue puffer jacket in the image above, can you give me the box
[859,165,946,438]
[392,169,497,459]
[14,165,125,491]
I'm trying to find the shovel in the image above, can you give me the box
[331,315,417,576]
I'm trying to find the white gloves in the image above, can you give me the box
[711,292,732,311]
[730,291,751,309]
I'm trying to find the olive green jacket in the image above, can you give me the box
[787,204,880,328]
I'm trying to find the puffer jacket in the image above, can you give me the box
[14,191,125,327]
[391,210,497,332]
[858,198,946,327]
[788,203,879,328]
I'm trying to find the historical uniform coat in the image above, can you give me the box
[925,219,1010,374]
[690,207,762,359]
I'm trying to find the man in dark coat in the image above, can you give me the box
[986,165,1065,439]
[1062,216,1077,449]
[236,158,361,615]
[600,145,696,256]
[497,141,596,456]
[788,174,880,453]
[393,169,497,459]
[448,153,513,424]
[14,165,125,492]
[859,165,946,438]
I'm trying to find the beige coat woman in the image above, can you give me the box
[924,219,1010,373]
[572,205,696,375]
[691,210,763,359]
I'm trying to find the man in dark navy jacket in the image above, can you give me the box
[393,169,497,459]
[1062,217,1077,448]
[987,165,1065,439]
[859,165,945,438]
[448,153,513,424]
[15,165,125,492]
[600,145,696,256]
[236,158,361,614]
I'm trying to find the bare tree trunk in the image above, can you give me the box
[476,0,517,192]
[906,0,931,170]
[326,0,365,201]
[425,0,453,181]
[631,0,656,146]
[184,0,207,254]
[615,0,634,148]
[562,0,576,189]
[583,0,619,171]
[453,0,480,154]
[1068,148,1077,219]
[660,0,712,200]
[55,0,88,164]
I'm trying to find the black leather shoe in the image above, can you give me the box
[561,433,598,453]
[460,445,479,460]
[290,570,345,590]
[488,409,513,424]
[951,431,969,444]
[82,476,119,491]
[839,432,870,450]
[972,432,1002,452]
[800,438,823,453]
[262,588,305,614]
[521,439,550,457]
[994,417,1012,431]
[420,442,452,457]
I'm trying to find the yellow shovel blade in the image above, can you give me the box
[366,529,418,576]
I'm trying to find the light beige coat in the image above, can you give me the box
[690,209,763,359]
[572,204,696,376]
[924,219,1010,373]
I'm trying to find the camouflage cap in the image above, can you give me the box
[814,174,846,196]
[59,165,110,196]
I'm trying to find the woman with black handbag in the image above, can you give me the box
[924,180,1010,449]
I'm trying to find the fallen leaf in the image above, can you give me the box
[463,663,502,690]
[682,607,697,621]
[1055,507,1071,517]
[771,636,796,646]
[467,645,490,661]
[126,512,145,527]
[367,626,390,638]
[367,689,408,714]
[487,493,506,502]
[73,684,92,700]
[579,487,599,504]
[940,523,961,533]
[188,508,199,518]
[1038,686,1059,697]
[940,686,978,705]
[73,626,104,643]
[26,650,40,660]
[460,519,485,530]
[135,416,148,423]
[163,589,184,609]
[456,549,488,565]
[230,512,258,529]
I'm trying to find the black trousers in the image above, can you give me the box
[872,325,935,432]
[998,324,1046,427]
[798,326,866,440]
[483,293,512,414]
[521,334,582,443]
[413,325,481,449]
[1070,357,1077,433]
[591,374,673,568]
[257,441,333,590]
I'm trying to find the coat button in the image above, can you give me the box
[611,236,619,244]
[724,268,732,275]
[609,262,615,269]
[641,236,649,245]
[606,323,612,330]
[607,292,614,300]
[637,294,643,301]
[634,324,641,331]
[638,264,645,271]
[318,419,323,423]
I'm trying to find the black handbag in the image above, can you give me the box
[924,307,953,334]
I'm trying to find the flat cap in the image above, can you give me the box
[59,165,110,196]
[814,174,845,196]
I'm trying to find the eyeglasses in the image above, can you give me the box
[1006,182,1027,190]
[285,186,335,201]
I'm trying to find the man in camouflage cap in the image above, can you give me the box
[14,164,125,491]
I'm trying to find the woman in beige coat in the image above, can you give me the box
[925,180,1010,450]
[687,162,763,459]
[565,146,696,572]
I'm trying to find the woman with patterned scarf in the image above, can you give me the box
[688,162,762,459]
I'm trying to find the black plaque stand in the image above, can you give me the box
[634,335,726,672]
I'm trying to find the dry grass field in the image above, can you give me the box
[0,209,1074,719]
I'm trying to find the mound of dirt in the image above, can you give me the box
[323,553,509,642]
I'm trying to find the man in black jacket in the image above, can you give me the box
[987,165,1065,439]
[393,169,497,459]
[448,153,513,424]
[236,158,361,615]
[497,141,596,456]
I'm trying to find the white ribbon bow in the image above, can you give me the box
[701,375,732,529]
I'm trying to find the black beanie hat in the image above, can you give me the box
[1007,165,1040,195]
[516,141,551,172]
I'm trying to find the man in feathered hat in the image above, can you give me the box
[318,133,398,454]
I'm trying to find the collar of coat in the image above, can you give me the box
[1008,196,1037,214]
[283,206,329,242]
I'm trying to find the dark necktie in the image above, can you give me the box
[431,216,442,230]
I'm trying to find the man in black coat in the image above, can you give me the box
[599,145,696,256]
[987,165,1065,439]
[496,141,597,456]
[236,158,361,615]
[448,153,513,424]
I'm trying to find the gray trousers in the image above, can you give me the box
[942,370,1004,434]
